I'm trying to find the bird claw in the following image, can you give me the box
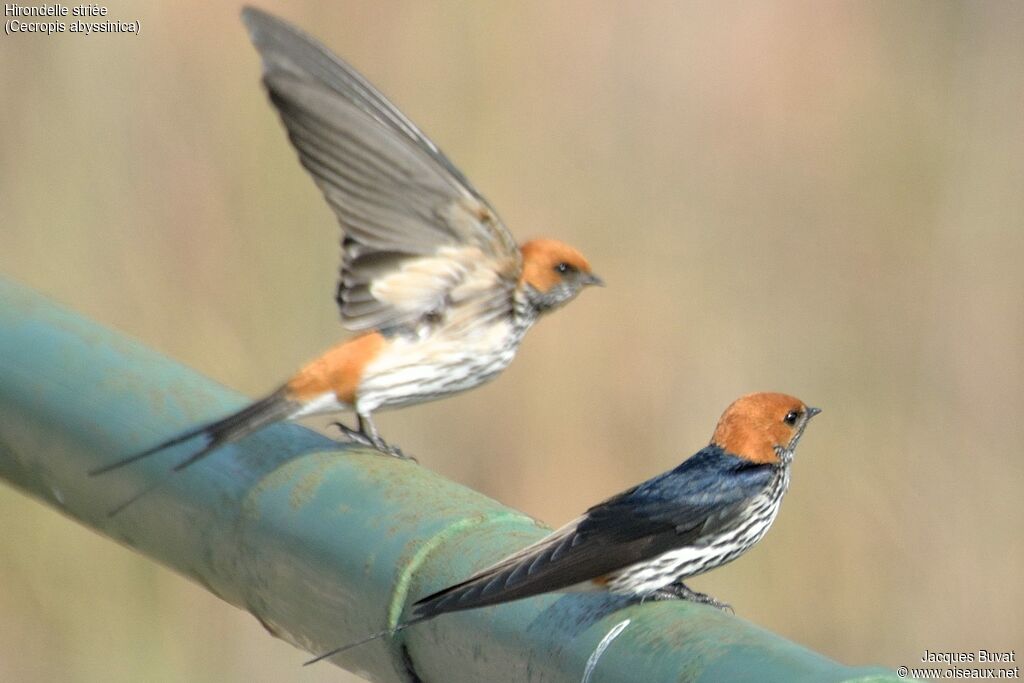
[333,421,374,447]
[376,442,416,462]
[652,582,733,613]
[331,422,418,463]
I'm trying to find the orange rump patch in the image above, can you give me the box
[286,332,385,405]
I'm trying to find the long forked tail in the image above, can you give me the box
[91,389,298,515]
[303,578,474,664]
[303,615,432,666]
[303,523,566,663]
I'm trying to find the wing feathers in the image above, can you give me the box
[244,9,521,332]
[412,520,680,619]
[268,79,459,248]
[412,450,777,619]
[242,7,478,195]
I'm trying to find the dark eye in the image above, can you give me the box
[783,410,801,426]
[554,262,576,275]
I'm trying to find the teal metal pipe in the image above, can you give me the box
[0,277,901,683]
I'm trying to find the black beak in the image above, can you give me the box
[583,273,605,287]
[785,406,821,454]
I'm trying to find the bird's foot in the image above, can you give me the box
[371,439,416,462]
[331,422,417,463]
[652,581,733,613]
[333,421,374,447]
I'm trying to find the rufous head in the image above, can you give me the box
[518,239,602,313]
[711,392,821,465]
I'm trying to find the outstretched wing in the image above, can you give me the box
[412,448,774,618]
[242,8,521,332]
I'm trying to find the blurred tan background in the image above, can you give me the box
[2,1,1022,681]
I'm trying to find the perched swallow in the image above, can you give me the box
[308,392,819,663]
[89,8,601,504]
